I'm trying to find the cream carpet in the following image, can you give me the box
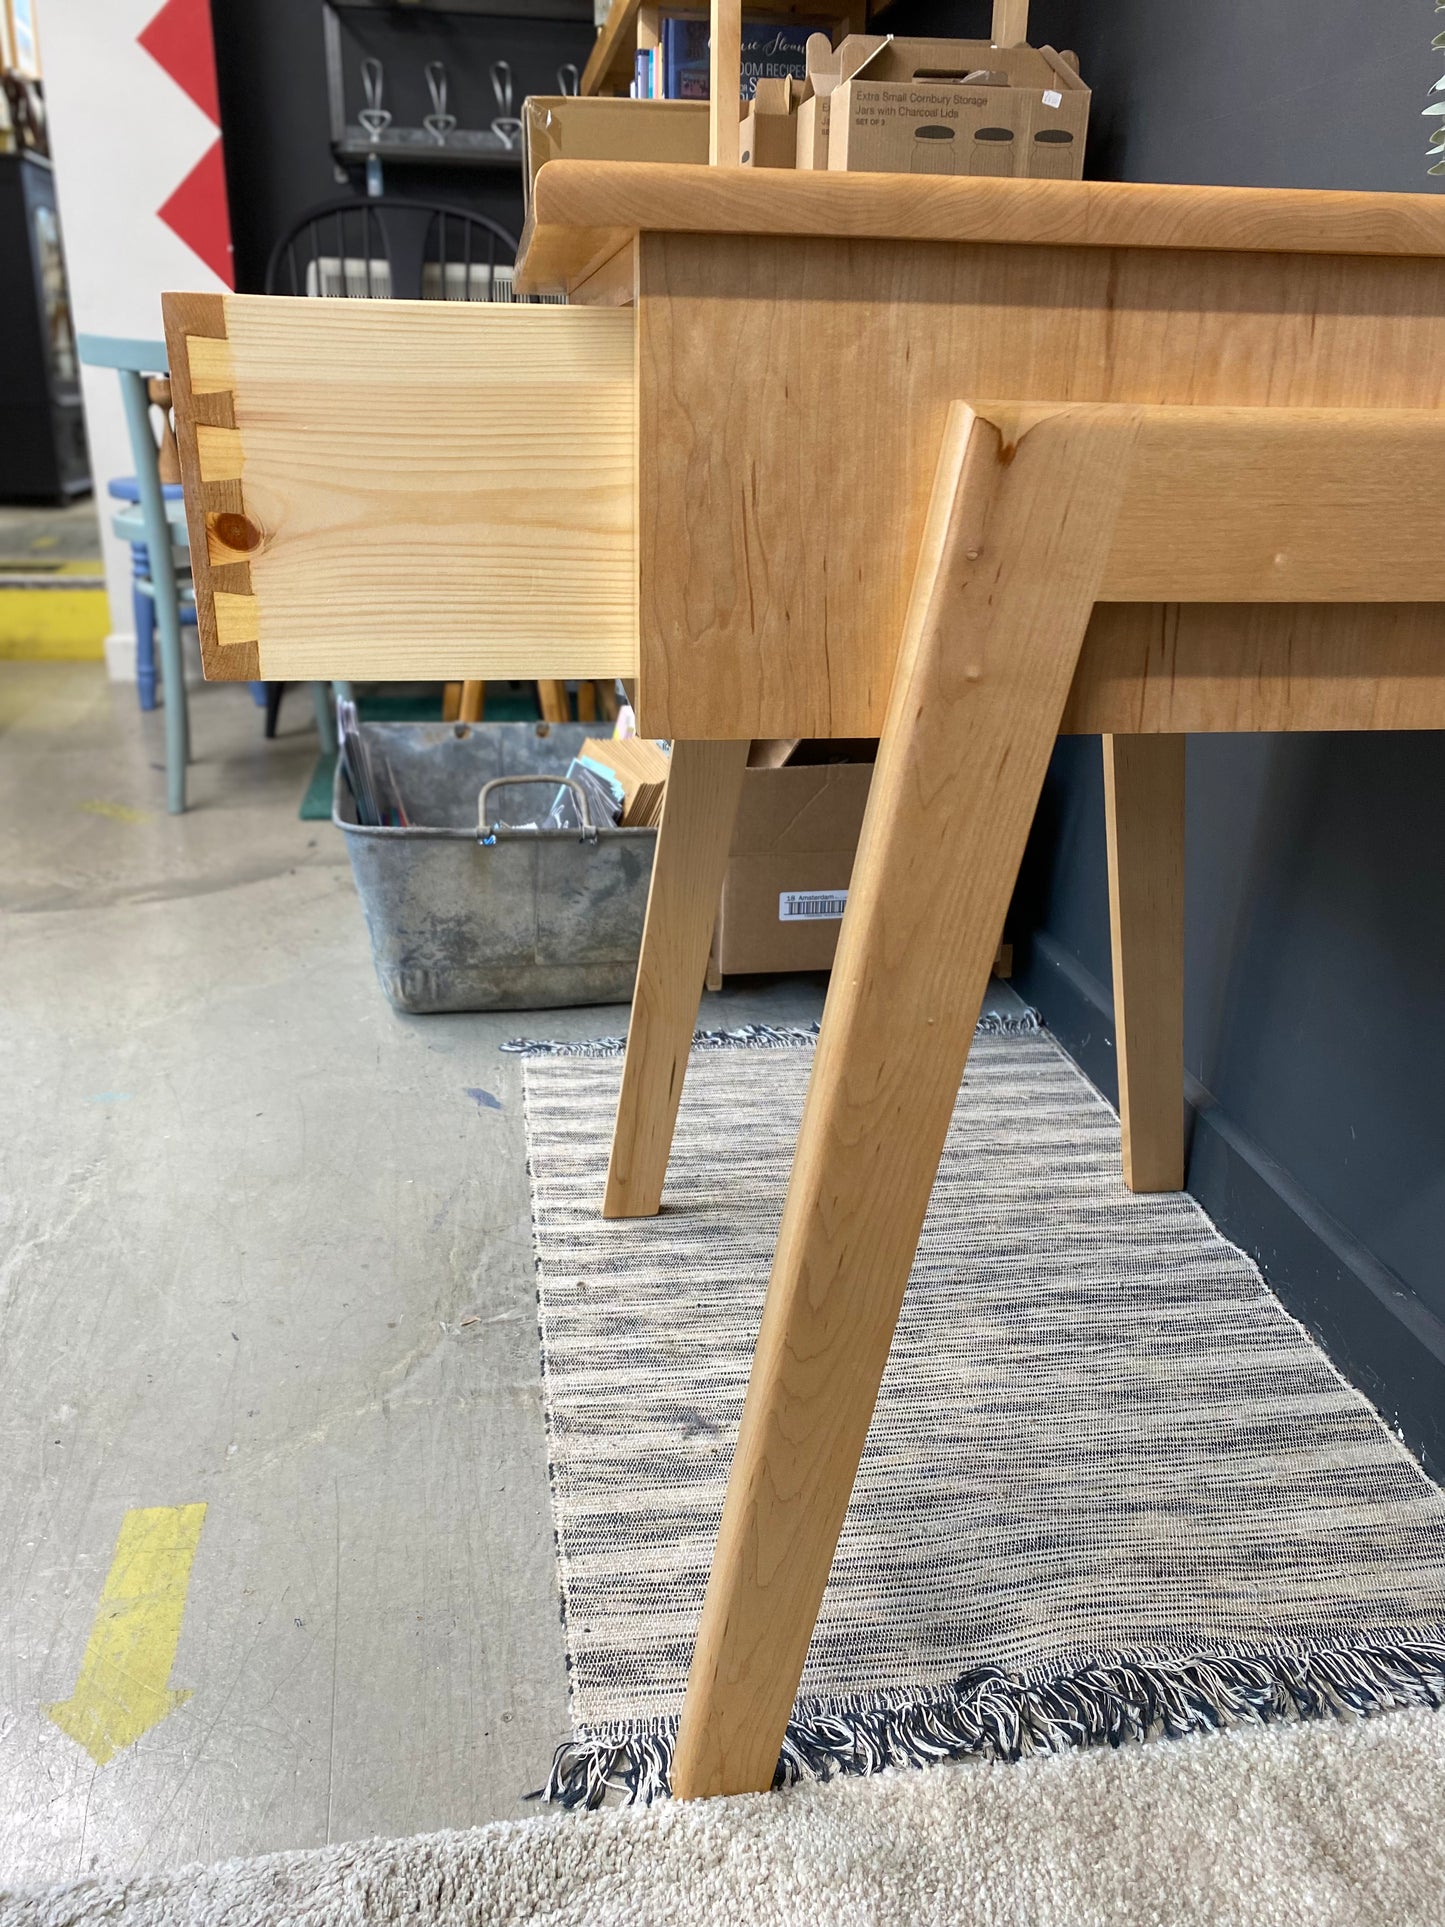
[6,1707,1444,1927]
[521,1023,1445,1803]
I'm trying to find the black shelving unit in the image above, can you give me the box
[322,0,596,175]
[330,123,525,169]
[0,153,89,503]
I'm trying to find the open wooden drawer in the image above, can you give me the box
[161,293,637,683]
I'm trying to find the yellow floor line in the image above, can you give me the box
[45,1503,208,1766]
[0,587,108,661]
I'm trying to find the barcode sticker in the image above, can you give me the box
[780,890,849,923]
[1042,88,1063,107]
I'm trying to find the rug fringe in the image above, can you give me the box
[504,1010,1041,1059]
[535,1639,1445,1808]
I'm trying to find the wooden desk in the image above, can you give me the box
[516,161,1445,1799]
[166,160,1445,1806]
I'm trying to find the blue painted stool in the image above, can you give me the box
[105,477,196,714]
[80,333,336,812]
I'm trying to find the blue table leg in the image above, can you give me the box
[119,370,188,813]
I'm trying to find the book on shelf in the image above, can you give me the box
[660,15,816,101]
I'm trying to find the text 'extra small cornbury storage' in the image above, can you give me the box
[826,34,1089,178]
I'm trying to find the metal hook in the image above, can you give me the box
[424,59,455,142]
[556,62,580,96]
[358,57,391,140]
[489,60,520,147]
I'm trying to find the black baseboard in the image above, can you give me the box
[1013,932,1445,1482]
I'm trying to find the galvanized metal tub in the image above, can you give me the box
[333,721,655,1014]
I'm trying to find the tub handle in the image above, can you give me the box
[477,774,597,843]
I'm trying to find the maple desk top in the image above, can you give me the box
[514,162,1445,297]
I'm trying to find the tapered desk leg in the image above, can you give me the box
[604,739,749,1220]
[1103,735,1186,1192]
[671,401,1142,1800]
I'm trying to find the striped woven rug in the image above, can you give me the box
[517,1017,1445,1806]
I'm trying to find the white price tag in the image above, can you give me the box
[779,890,849,923]
[1042,88,1063,108]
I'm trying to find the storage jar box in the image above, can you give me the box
[821,34,1089,179]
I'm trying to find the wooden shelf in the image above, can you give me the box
[517,161,1445,295]
[581,0,867,98]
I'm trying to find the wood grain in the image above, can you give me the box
[604,739,749,1220]
[166,296,638,683]
[671,401,1139,1798]
[1103,734,1186,1193]
[633,230,1445,739]
[162,291,257,681]
[968,401,1445,603]
[514,214,635,300]
[214,593,260,647]
[196,425,243,482]
[185,334,234,395]
[1063,603,1445,735]
[1084,405,1445,602]
[568,240,638,308]
[520,161,1445,296]
[709,0,741,167]
[992,0,1030,43]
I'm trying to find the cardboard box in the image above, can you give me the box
[796,90,831,169]
[523,96,709,214]
[711,761,873,977]
[740,74,801,169]
[706,748,1013,982]
[822,34,1088,179]
[795,33,838,169]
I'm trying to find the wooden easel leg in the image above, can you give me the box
[538,680,570,723]
[670,400,1142,1800]
[458,680,485,723]
[1103,734,1186,1191]
[603,739,748,1219]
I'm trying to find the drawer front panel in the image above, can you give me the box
[164,292,638,683]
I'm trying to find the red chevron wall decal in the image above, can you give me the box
[138,0,220,125]
[138,0,234,286]
[157,142,234,287]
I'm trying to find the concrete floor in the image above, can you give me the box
[0,664,832,1883]
[0,500,103,576]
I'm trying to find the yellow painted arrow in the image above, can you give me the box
[46,1503,207,1766]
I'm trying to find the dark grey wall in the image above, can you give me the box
[1071,4,1427,191]
[991,0,1445,1469]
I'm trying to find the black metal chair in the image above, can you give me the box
[264,196,521,303]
